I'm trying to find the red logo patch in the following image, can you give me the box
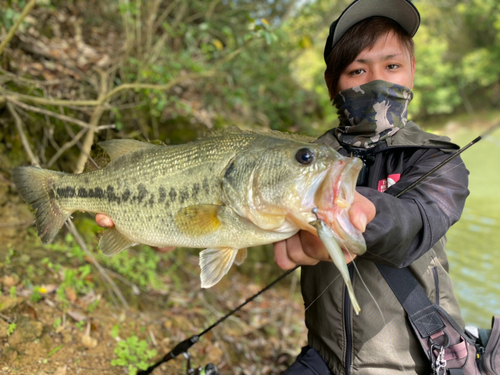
[378,173,401,192]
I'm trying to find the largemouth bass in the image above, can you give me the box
[12,129,365,289]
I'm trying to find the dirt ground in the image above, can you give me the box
[0,177,307,375]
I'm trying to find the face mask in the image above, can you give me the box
[333,80,413,149]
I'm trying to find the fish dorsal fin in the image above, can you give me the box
[234,248,247,266]
[174,205,222,236]
[99,227,137,256]
[199,247,240,288]
[98,139,160,161]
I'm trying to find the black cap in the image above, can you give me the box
[324,0,420,62]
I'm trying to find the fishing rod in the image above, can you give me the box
[138,122,499,374]
[137,266,299,375]
[395,122,500,198]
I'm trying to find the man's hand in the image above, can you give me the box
[95,214,176,253]
[273,191,376,270]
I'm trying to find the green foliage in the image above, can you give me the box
[45,233,86,262]
[412,23,461,116]
[30,286,43,303]
[98,246,170,290]
[47,345,64,357]
[9,286,17,299]
[7,323,17,336]
[41,257,62,273]
[1,0,52,31]
[4,247,15,266]
[111,335,157,375]
[98,0,327,137]
[53,317,62,331]
[58,265,94,297]
[1,0,26,31]
[410,0,500,117]
[110,324,120,339]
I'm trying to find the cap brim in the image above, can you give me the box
[332,0,420,50]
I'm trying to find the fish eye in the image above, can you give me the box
[295,148,315,165]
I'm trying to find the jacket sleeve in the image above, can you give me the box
[358,148,469,267]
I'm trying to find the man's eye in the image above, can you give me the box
[349,69,365,76]
[387,64,400,70]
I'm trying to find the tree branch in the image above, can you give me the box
[47,127,87,167]
[7,102,41,168]
[0,70,220,108]
[7,97,115,130]
[74,69,109,174]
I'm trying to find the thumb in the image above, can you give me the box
[349,192,376,233]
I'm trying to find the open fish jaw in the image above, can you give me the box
[313,156,366,255]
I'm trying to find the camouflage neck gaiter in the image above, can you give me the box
[333,80,413,149]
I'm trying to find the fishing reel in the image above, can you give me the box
[183,351,219,375]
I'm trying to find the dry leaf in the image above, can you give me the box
[54,365,67,375]
[67,310,87,322]
[81,334,98,348]
[65,287,77,303]
[2,274,20,287]
[82,322,98,348]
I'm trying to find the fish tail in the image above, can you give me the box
[11,166,70,244]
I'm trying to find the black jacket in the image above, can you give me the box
[301,122,469,375]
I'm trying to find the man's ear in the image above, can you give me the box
[324,71,336,100]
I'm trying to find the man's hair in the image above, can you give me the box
[324,16,415,100]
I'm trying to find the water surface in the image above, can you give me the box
[446,125,500,327]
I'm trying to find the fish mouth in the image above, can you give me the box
[312,156,366,255]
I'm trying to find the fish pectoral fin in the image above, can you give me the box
[98,139,160,161]
[99,227,137,256]
[174,205,222,237]
[234,248,247,266]
[248,211,286,230]
[199,247,240,288]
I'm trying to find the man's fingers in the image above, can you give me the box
[300,231,331,262]
[285,233,320,266]
[274,233,320,270]
[349,191,376,232]
[274,240,297,270]
[96,214,114,228]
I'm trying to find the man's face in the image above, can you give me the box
[336,31,416,93]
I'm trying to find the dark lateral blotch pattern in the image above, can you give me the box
[57,180,215,208]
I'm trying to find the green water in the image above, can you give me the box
[446,125,500,327]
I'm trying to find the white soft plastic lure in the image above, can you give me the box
[309,208,361,315]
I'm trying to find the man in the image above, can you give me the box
[276,0,469,374]
[96,0,468,373]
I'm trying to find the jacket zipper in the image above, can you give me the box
[345,263,355,375]
[432,266,440,305]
